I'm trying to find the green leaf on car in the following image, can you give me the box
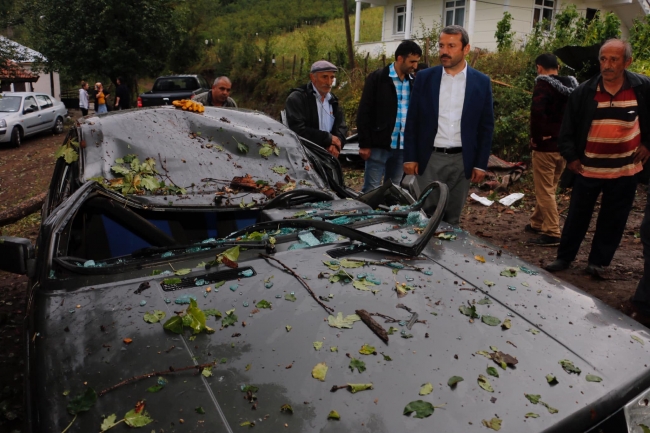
[222,309,238,327]
[419,383,433,396]
[347,383,373,393]
[586,374,603,382]
[478,375,494,392]
[525,413,540,418]
[327,312,360,329]
[100,414,118,431]
[271,165,288,174]
[448,376,464,387]
[487,367,499,378]
[358,344,376,355]
[67,387,97,415]
[124,408,153,427]
[313,341,323,351]
[349,358,366,373]
[459,304,479,318]
[482,417,502,431]
[327,410,340,420]
[546,374,558,384]
[559,359,581,374]
[256,300,272,309]
[482,315,501,326]
[500,267,518,277]
[403,400,435,419]
[143,310,166,323]
[525,393,541,404]
[284,293,296,302]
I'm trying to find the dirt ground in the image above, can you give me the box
[0,126,646,430]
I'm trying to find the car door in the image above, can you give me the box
[35,95,55,128]
[20,96,42,136]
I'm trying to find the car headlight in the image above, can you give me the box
[0,119,6,128]
[624,387,650,431]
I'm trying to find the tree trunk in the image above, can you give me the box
[0,192,46,228]
[342,0,355,68]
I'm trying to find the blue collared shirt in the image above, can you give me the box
[389,62,410,150]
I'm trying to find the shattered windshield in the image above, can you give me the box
[78,107,327,207]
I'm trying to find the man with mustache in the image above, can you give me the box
[285,60,347,157]
[545,39,650,278]
[403,25,494,225]
[357,40,422,192]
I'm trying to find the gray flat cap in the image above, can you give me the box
[310,60,338,73]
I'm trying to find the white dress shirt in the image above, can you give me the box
[314,90,334,134]
[433,61,467,148]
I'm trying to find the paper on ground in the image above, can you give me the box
[471,192,524,207]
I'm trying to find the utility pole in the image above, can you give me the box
[342,0,355,68]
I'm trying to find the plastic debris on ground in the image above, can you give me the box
[83,260,96,267]
[195,279,206,286]
[470,193,494,206]
[240,269,254,277]
[159,270,174,277]
[519,266,539,275]
[298,231,321,246]
[470,192,525,207]
[175,295,197,304]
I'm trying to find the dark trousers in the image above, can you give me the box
[557,174,637,266]
[80,108,88,116]
[633,188,650,314]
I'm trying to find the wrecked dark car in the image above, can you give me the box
[3,106,650,433]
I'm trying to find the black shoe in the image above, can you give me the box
[524,224,541,234]
[527,235,560,246]
[585,263,605,279]
[622,299,650,327]
[545,259,570,272]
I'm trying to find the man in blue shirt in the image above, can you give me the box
[357,40,422,192]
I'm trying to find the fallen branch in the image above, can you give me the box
[0,192,46,227]
[355,309,388,343]
[260,253,334,314]
[98,361,214,397]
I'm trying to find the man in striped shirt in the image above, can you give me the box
[545,39,650,277]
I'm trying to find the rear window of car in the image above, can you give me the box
[36,95,53,109]
[0,96,21,112]
[153,78,199,92]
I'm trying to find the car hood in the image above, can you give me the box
[31,227,650,432]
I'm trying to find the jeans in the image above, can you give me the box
[97,104,107,114]
[556,174,637,266]
[361,148,404,193]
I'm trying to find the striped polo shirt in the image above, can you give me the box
[581,78,642,179]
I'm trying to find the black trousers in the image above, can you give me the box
[633,188,650,314]
[557,174,637,266]
[80,108,88,116]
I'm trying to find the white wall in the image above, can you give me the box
[21,64,61,99]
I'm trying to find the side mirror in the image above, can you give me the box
[0,236,34,275]
[23,107,34,114]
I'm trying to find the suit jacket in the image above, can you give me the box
[403,65,494,179]
[356,65,414,150]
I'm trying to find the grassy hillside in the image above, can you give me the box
[265,6,383,61]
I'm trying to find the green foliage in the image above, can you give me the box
[630,15,650,61]
[21,0,181,85]
[495,12,514,53]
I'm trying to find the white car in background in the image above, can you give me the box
[0,92,67,147]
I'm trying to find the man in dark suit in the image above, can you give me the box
[403,25,494,225]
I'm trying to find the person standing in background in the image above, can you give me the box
[95,82,107,114]
[79,81,89,116]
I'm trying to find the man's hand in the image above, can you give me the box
[327,145,340,158]
[634,145,650,165]
[359,148,371,161]
[403,162,418,175]
[331,136,342,150]
[470,169,486,184]
[567,159,583,174]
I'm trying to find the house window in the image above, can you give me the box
[395,5,406,34]
[533,0,554,29]
[445,0,465,27]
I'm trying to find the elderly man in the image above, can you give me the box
[357,40,422,193]
[194,76,237,107]
[403,25,494,225]
[285,60,347,157]
[545,39,650,276]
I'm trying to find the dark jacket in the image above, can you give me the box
[559,70,650,164]
[285,82,347,150]
[530,75,578,152]
[356,65,414,150]
[404,65,494,179]
[115,84,131,109]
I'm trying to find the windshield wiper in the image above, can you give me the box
[228,181,448,257]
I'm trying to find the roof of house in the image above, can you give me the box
[0,60,39,81]
[0,36,46,63]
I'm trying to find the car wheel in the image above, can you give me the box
[52,116,64,134]
[10,127,22,148]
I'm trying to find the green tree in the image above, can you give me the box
[495,12,515,52]
[21,0,181,102]
[630,15,650,61]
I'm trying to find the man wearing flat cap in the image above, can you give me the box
[285,60,347,157]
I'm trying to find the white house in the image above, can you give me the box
[0,37,61,99]
[354,0,650,54]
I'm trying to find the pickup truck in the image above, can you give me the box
[137,74,210,107]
